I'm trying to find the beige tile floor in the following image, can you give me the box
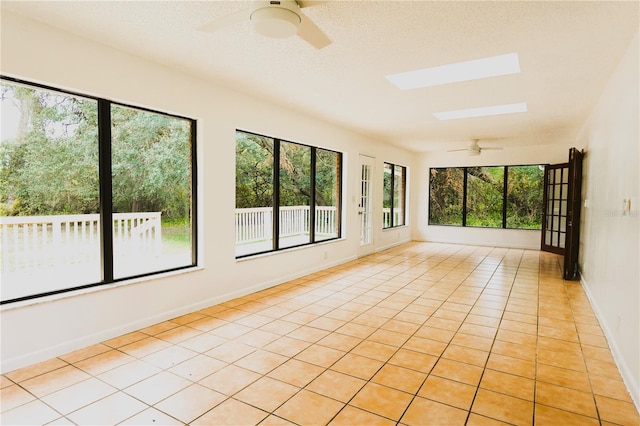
[2,242,639,425]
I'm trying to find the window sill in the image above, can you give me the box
[382,225,409,231]
[0,265,204,312]
[235,237,345,262]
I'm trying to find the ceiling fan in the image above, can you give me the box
[199,0,331,49]
[447,139,504,156]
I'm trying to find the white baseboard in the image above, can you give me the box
[375,238,412,253]
[413,237,540,250]
[1,255,357,374]
[580,276,640,411]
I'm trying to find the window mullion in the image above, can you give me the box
[190,123,198,264]
[273,140,281,251]
[390,165,395,227]
[462,168,468,227]
[502,166,508,228]
[98,99,113,283]
[310,147,317,243]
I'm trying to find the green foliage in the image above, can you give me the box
[0,82,192,221]
[429,165,543,229]
[1,85,99,215]
[235,132,274,208]
[429,168,463,225]
[315,149,339,206]
[235,131,339,209]
[506,166,543,229]
[279,141,311,207]
[466,166,504,228]
[383,163,392,209]
[111,105,192,219]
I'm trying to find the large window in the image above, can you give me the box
[428,168,463,226]
[466,166,504,228]
[429,165,543,229]
[235,130,342,257]
[383,162,406,228]
[0,77,197,304]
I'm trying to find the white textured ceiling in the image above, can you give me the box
[2,1,638,152]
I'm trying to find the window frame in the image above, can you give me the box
[0,76,198,305]
[428,164,545,230]
[383,162,407,229]
[235,129,343,259]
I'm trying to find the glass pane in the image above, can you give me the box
[279,141,311,248]
[111,105,194,278]
[560,200,568,216]
[466,167,504,228]
[429,168,464,226]
[383,163,393,228]
[360,163,372,245]
[506,165,543,229]
[1,81,100,301]
[315,149,340,242]
[393,165,406,226]
[235,131,274,257]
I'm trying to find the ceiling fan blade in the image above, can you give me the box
[298,1,326,8]
[198,8,251,33]
[297,12,331,49]
[481,147,503,151]
[447,148,468,152]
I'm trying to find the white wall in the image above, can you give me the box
[577,32,639,407]
[413,144,572,248]
[0,11,413,373]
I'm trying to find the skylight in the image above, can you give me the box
[433,102,528,120]
[386,53,521,90]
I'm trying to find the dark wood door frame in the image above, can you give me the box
[563,148,583,280]
[541,148,583,280]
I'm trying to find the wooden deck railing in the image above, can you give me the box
[382,208,403,228]
[235,206,338,244]
[0,212,161,272]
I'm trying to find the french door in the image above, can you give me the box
[541,163,568,255]
[358,155,375,257]
[541,148,583,280]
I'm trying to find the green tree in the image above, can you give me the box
[1,81,193,222]
[429,167,464,225]
[110,105,192,221]
[0,84,99,215]
[235,132,274,208]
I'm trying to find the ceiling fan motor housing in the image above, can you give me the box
[251,1,301,38]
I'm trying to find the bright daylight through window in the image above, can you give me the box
[235,130,341,258]
[0,78,197,304]
[429,165,543,229]
[383,162,406,229]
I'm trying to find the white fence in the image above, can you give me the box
[383,208,404,228]
[0,212,161,272]
[2,207,337,274]
[235,206,337,244]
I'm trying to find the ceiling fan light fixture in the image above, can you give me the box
[251,7,301,38]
